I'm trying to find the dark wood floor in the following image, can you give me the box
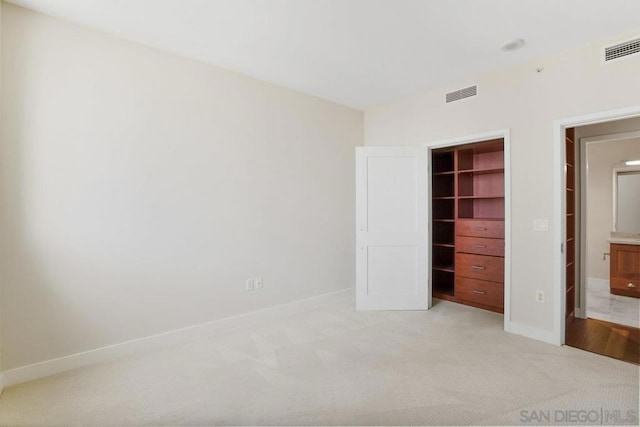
[566,317,639,365]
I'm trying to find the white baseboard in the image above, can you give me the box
[505,321,560,346]
[1,287,353,388]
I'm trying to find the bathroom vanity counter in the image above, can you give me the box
[609,232,640,246]
[608,238,640,246]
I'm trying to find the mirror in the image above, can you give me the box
[614,169,640,232]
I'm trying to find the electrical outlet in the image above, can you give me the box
[246,279,255,291]
[255,277,263,289]
[535,290,545,303]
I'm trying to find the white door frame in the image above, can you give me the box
[553,104,640,345]
[577,130,640,319]
[423,128,512,332]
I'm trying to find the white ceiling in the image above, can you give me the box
[7,0,640,109]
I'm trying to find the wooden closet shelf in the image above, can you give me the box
[458,195,504,199]
[457,168,504,175]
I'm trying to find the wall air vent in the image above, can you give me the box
[604,37,640,62]
[445,85,477,103]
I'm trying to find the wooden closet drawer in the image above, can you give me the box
[610,278,640,298]
[456,220,504,239]
[455,276,504,308]
[455,253,504,282]
[456,236,504,257]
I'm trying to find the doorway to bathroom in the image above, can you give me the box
[564,116,640,364]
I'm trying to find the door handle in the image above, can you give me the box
[471,265,485,270]
[628,283,637,289]
[473,227,487,231]
[471,244,487,248]
[472,290,486,295]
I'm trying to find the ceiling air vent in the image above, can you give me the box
[604,37,640,62]
[446,85,477,103]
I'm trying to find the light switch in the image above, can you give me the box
[534,219,549,232]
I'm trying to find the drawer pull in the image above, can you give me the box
[471,265,485,270]
[628,283,637,289]
[473,227,487,231]
[472,290,486,295]
[471,244,487,248]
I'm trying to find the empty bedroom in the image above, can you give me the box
[0,1,639,426]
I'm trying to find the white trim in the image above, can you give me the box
[423,128,513,336]
[504,321,558,346]
[553,104,640,346]
[423,128,506,150]
[581,130,640,145]
[577,136,588,319]
[1,288,353,388]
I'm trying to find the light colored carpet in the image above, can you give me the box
[0,294,638,426]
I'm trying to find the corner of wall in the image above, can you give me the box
[505,322,561,346]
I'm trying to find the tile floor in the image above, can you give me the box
[587,279,640,328]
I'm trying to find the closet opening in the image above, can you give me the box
[354,129,511,322]
[430,138,506,314]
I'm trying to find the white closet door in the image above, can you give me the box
[356,146,429,310]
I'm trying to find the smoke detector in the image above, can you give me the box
[501,38,526,52]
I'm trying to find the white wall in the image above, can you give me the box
[0,4,362,371]
[365,29,640,335]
